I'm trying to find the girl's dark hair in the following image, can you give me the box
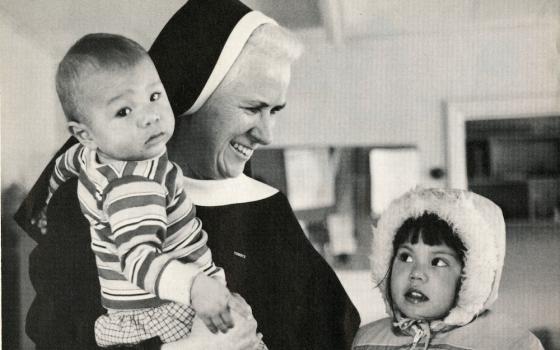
[392,212,466,266]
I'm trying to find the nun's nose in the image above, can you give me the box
[250,114,274,145]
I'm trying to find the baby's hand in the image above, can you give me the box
[30,207,48,235]
[191,273,233,334]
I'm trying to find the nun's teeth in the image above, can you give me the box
[232,142,252,157]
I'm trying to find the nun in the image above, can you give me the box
[16,0,360,349]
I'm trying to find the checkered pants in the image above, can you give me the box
[95,302,195,347]
[95,302,268,349]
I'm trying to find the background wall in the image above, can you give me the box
[0,14,65,190]
[277,21,559,188]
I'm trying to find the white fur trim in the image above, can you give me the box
[184,11,277,115]
[370,188,506,327]
[183,174,278,207]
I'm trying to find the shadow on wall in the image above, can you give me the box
[2,184,27,349]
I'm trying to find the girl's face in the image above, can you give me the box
[390,235,463,320]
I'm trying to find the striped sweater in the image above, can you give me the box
[45,143,222,310]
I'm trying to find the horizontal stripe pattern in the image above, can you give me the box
[45,145,220,310]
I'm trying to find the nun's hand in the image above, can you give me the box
[228,293,253,318]
[191,273,233,333]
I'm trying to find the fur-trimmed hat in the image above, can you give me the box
[371,187,506,327]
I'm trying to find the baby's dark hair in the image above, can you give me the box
[56,33,149,122]
[392,212,467,265]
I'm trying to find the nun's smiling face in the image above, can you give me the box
[174,55,292,179]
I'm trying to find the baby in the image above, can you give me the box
[33,33,254,347]
[353,188,544,350]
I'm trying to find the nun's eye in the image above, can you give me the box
[243,106,260,115]
[271,105,285,115]
[116,107,132,117]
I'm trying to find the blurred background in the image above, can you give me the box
[1,0,559,348]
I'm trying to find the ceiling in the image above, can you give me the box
[1,0,558,59]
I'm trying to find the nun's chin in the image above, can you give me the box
[215,145,250,179]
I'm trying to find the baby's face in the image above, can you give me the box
[390,236,462,320]
[77,56,174,162]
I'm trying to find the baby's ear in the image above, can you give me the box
[68,121,96,150]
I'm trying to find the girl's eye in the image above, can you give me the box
[150,92,161,102]
[398,253,413,263]
[432,258,448,267]
[116,107,132,117]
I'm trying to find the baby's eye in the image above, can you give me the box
[150,92,161,102]
[432,258,448,267]
[398,253,413,263]
[116,107,132,117]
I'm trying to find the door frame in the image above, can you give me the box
[445,95,560,189]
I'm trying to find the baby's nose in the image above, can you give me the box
[140,112,160,127]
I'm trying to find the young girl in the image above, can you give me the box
[353,188,544,350]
